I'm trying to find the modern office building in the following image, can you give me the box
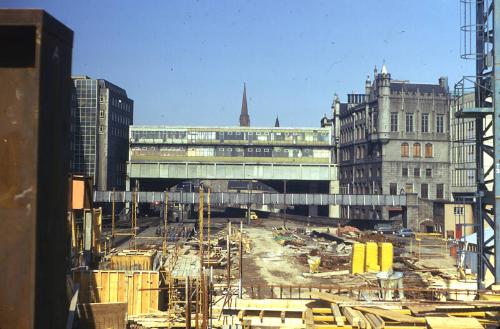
[337,65,451,230]
[127,125,339,217]
[70,76,134,191]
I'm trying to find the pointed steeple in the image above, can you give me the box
[381,62,388,75]
[275,116,280,127]
[239,83,250,127]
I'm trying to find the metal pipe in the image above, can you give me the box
[164,190,168,256]
[207,188,211,265]
[111,187,115,240]
[239,221,243,298]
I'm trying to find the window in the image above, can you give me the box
[425,143,433,157]
[426,168,432,177]
[454,206,464,215]
[264,148,270,153]
[421,113,429,133]
[390,112,398,132]
[390,183,397,195]
[401,142,409,157]
[256,148,261,153]
[414,167,420,177]
[421,183,428,198]
[405,183,413,193]
[436,183,444,199]
[436,114,444,133]
[100,110,104,118]
[413,143,421,157]
[406,113,414,132]
[402,167,408,177]
[248,148,253,152]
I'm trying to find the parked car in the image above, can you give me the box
[375,224,395,235]
[395,228,414,237]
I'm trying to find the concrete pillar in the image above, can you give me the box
[125,165,131,214]
[308,181,319,216]
[404,193,419,231]
[329,180,340,218]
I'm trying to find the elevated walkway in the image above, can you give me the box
[94,191,406,207]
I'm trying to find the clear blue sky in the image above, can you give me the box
[4,0,472,127]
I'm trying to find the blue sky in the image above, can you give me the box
[4,0,472,127]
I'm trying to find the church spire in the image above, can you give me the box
[275,116,280,127]
[239,83,250,127]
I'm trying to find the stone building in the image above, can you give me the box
[337,65,451,230]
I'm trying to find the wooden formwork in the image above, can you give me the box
[74,270,160,316]
[109,250,157,271]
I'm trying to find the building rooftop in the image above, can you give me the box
[390,82,448,95]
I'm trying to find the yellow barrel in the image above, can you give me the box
[379,242,393,272]
[351,243,366,274]
[365,241,380,272]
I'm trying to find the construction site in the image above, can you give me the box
[59,179,499,329]
[2,2,500,329]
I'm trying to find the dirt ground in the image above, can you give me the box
[240,218,460,289]
[241,219,345,286]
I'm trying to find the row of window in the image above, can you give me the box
[390,112,445,133]
[107,97,132,113]
[389,182,444,199]
[340,125,366,143]
[340,167,382,180]
[401,142,433,158]
[402,167,432,178]
[131,130,330,143]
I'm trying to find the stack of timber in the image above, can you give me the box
[128,312,187,328]
[224,292,500,329]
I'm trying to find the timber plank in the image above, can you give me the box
[101,271,109,303]
[364,313,383,329]
[151,272,159,312]
[425,316,483,329]
[133,272,140,315]
[304,309,314,329]
[354,310,371,329]
[354,306,426,324]
[109,271,118,302]
[141,272,150,313]
[330,303,345,326]
[342,306,360,328]
[117,272,126,302]
[313,315,335,322]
